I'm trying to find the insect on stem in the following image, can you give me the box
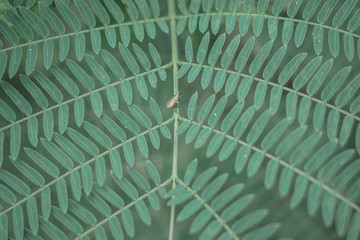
[166,91,181,109]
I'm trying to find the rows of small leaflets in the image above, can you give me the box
[0,0,179,239]
[175,0,360,240]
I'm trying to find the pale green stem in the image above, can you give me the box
[168,0,179,239]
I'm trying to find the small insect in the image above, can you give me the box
[166,92,181,108]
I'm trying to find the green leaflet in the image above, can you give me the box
[25,148,59,178]
[56,178,68,212]
[82,165,93,196]
[235,36,255,72]
[41,138,73,169]
[185,123,201,144]
[39,216,67,240]
[232,209,268,234]
[208,95,227,127]
[55,0,80,31]
[0,18,19,45]
[206,133,225,158]
[145,21,156,39]
[69,199,97,226]
[43,109,54,140]
[13,205,24,240]
[114,110,140,135]
[9,47,22,78]
[50,65,79,97]
[128,167,150,191]
[0,52,7,78]
[90,91,103,117]
[211,13,222,34]
[109,217,124,240]
[193,166,217,191]
[221,102,244,133]
[233,106,256,138]
[135,75,149,100]
[254,81,267,110]
[119,43,140,75]
[94,184,124,208]
[85,54,110,85]
[0,168,30,195]
[52,206,83,234]
[91,30,101,54]
[83,121,112,149]
[43,39,54,69]
[1,81,32,115]
[225,73,240,96]
[104,0,124,22]
[75,33,85,61]
[321,66,351,102]
[221,35,240,69]
[20,74,48,109]
[135,200,151,225]
[237,76,253,101]
[188,64,202,83]
[201,66,214,89]
[112,172,138,199]
[146,160,161,185]
[185,36,193,62]
[67,127,99,156]
[95,157,106,186]
[289,132,322,166]
[275,126,307,158]
[263,45,287,80]
[279,167,293,197]
[123,142,135,166]
[264,159,278,190]
[278,53,307,85]
[74,0,95,28]
[329,29,339,57]
[243,223,280,240]
[74,97,85,127]
[197,94,215,122]
[285,91,298,123]
[134,22,144,42]
[25,43,38,76]
[252,16,264,37]
[246,110,270,144]
[121,208,135,237]
[213,69,227,92]
[66,59,95,91]
[6,9,33,41]
[128,104,152,129]
[59,36,70,61]
[137,135,149,158]
[295,22,308,47]
[208,33,226,66]
[89,0,110,25]
[293,56,322,90]
[70,170,82,201]
[335,74,360,108]
[197,32,210,64]
[150,97,162,123]
[54,132,85,163]
[261,119,289,151]
[282,19,294,45]
[268,17,278,40]
[10,123,21,160]
[27,196,39,234]
[133,43,151,70]
[313,25,323,55]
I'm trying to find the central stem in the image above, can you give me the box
[168,0,179,239]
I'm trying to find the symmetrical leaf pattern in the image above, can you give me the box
[0,0,359,239]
